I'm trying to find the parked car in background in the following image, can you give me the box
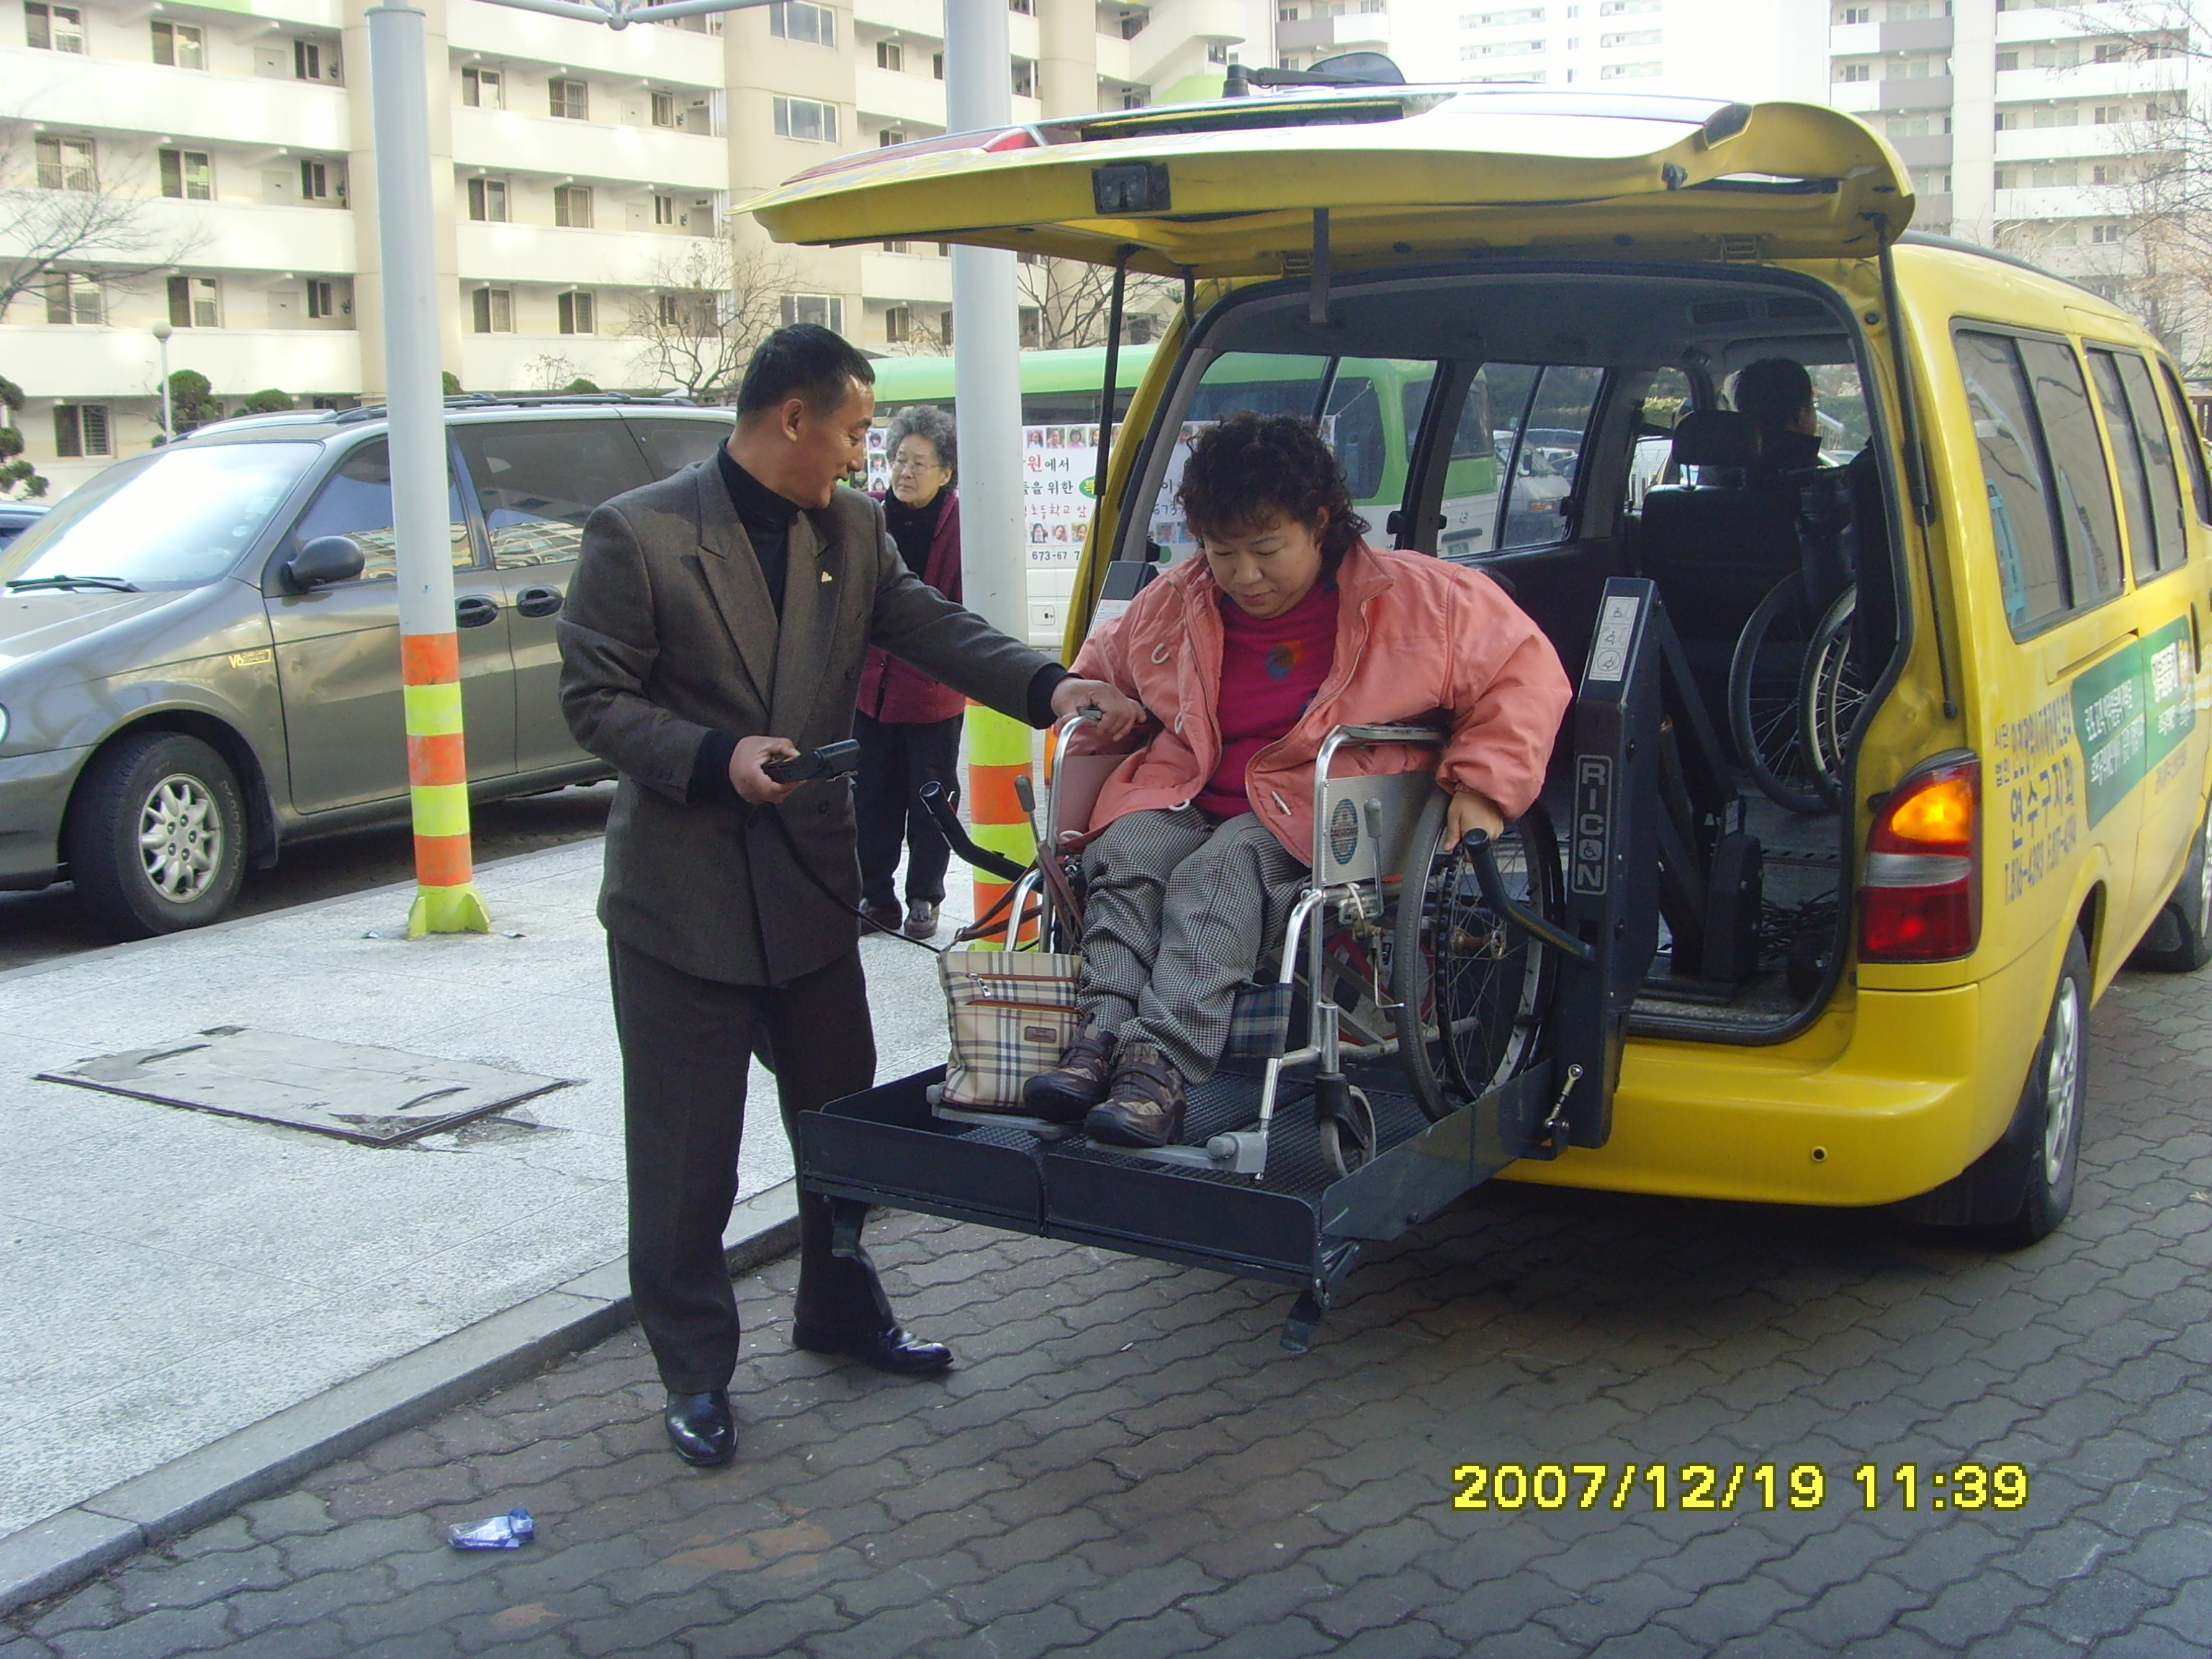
[0,395,733,937]
[0,503,47,550]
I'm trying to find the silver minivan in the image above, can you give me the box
[0,397,734,936]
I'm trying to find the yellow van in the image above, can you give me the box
[755,88,2212,1250]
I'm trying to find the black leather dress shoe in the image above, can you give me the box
[663,1389,735,1467]
[791,1323,953,1376]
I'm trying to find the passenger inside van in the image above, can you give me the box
[1730,356,1826,485]
[1015,413,1573,1149]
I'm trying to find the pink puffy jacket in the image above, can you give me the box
[1069,541,1573,864]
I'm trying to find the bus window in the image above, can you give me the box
[1628,366,1692,508]
[1433,365,1523,558]
[1321,375,1385,500]
[1497,364,1603,552]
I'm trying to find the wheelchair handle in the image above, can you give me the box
[1457,830,1596,963]
[917,779,1032,884]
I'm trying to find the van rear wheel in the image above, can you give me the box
[65,732,246,940]
[1981,933,2090,1247]
[2130,796,2212,973]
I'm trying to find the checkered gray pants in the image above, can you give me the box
[1076,807,1308,1085]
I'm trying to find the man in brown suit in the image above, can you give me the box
[559,326,1136,1466]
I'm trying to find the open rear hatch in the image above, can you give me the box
[747,90,1915,273]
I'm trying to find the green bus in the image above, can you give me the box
[867,346,1502,646]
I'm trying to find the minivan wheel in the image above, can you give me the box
[1982,933,2090,1248]
[2130,796,2212,973]
[65,732,246,939]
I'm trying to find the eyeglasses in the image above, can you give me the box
[891,455,942,472]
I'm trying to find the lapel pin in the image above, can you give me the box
[820,570,834,583]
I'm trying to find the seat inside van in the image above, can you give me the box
[1123,262,1906,1038]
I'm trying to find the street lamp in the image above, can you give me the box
[149,319,173,443]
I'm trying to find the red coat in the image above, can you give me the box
[857,489,969,724]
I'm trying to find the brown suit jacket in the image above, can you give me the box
[558,459,1053,986]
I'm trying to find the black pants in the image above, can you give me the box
[852,709,963,910]
[608,938,893,1393]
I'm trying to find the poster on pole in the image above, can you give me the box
[866,424,1109,567]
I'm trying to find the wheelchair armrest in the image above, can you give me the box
[1327,724,1447,746]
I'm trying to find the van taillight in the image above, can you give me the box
[1860,757,1980,962]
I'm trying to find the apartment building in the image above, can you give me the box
[1827,0,2203,327]
[1390,0,1826,100]
[1,0,1264,494]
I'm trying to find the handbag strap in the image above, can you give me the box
[1035,850,1084,938]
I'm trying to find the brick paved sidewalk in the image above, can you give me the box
[7,966,2212,1659]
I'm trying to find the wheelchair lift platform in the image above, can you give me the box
[802,577,1732,1352]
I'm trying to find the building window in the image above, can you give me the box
[932,50,944,78]
[654,192,676,225]
[167,275,219,328]
[2094,41,2125,64]
[651,89,675,126]
[1995,110,2017,130]
[53,405,110,459]
[768,1,835,45]
[159,148,212,201]
[1838,62,1870,81]
[773,96,839,143]
[2092,222,2122,244]
[300,158,340,202]
[24,3,84,51]
[876,37,902,70]
[880,127,904,145]
[307,279,344,319]
[295,38,329,80]
[884,305,913,343]
[781,293,844,333]
[1596,0,1656,12]
[1599,60,1660,77]
[467,176,508,222]
[151,20,202,67]
[35,135,95,192]
[1012,57,1036,96]
[1600,30,1659,46]
[472,288,513,333]
[1995,50,2018,71]
[554,184,594,228]
[1280,4,1298,16]
[1009,0,1033,12]
[45,274,102,325]
[1838,5,1870,20]
[550,77,589,120]
[462,66,503,108]
[558,291,595,334]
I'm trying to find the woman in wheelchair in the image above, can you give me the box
[1021,413,1573,1148]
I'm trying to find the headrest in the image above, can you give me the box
[1670,409,1763,469]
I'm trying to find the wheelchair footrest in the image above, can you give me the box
[926,1084,1082,1141]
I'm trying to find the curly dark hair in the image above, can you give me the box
[1174,412,1368,573]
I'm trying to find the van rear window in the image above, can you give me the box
[2088,349,2188,583]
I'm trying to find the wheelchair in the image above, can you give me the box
[929,715,1570,1184]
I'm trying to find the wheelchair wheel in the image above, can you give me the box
[1316,1084,1377,1179]
[1391,793,1563,1123]
[1799,586,1863,814]
[1729,574,1827,816]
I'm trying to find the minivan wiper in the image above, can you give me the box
[4,575,140,593]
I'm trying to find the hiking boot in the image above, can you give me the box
[1022,1025,1118,1123]
[1084,1041,1187,1148]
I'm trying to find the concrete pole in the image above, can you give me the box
[368,0,490,935]
[944,0,1036,941]
[150,322,172,441]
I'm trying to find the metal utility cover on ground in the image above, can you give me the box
[38,1026,572,1145]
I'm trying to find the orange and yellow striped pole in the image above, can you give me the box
[966,704,1035,950]
[402,633,491,936]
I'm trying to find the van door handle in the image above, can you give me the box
[514,586,564,619]
[455,594,500,629]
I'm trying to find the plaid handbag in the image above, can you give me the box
[938,948,1085,1109]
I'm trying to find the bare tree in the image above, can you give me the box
[0,118,202,324]
[1015,256,1177,351]
[624,235,794,400]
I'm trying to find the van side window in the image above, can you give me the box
[2018,338,2124,608]
[2157,361,2212,524]
[2088,349,2186,583]
[1496,364,1604,552]
[1953,330,2069,633]
[290,441,472,583]
[456,420,654,569]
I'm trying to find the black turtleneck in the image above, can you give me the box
[881,488,945,578]
[717,444,801,615]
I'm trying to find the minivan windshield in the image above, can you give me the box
[0,441,322,592]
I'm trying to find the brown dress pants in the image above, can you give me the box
[608,938,893,1393]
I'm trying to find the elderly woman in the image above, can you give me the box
[855,405,966,940]
[1022,413,1573,1148]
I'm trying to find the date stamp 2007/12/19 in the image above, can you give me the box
[1449,1462,2030,1514]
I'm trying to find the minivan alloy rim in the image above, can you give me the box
[2197,812,2212,931]
[139,773,223,904]
[2042,979,2082,1184]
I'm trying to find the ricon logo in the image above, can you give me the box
[1572,755,1611,895]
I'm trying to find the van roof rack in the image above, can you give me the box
[329,391,715,426]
